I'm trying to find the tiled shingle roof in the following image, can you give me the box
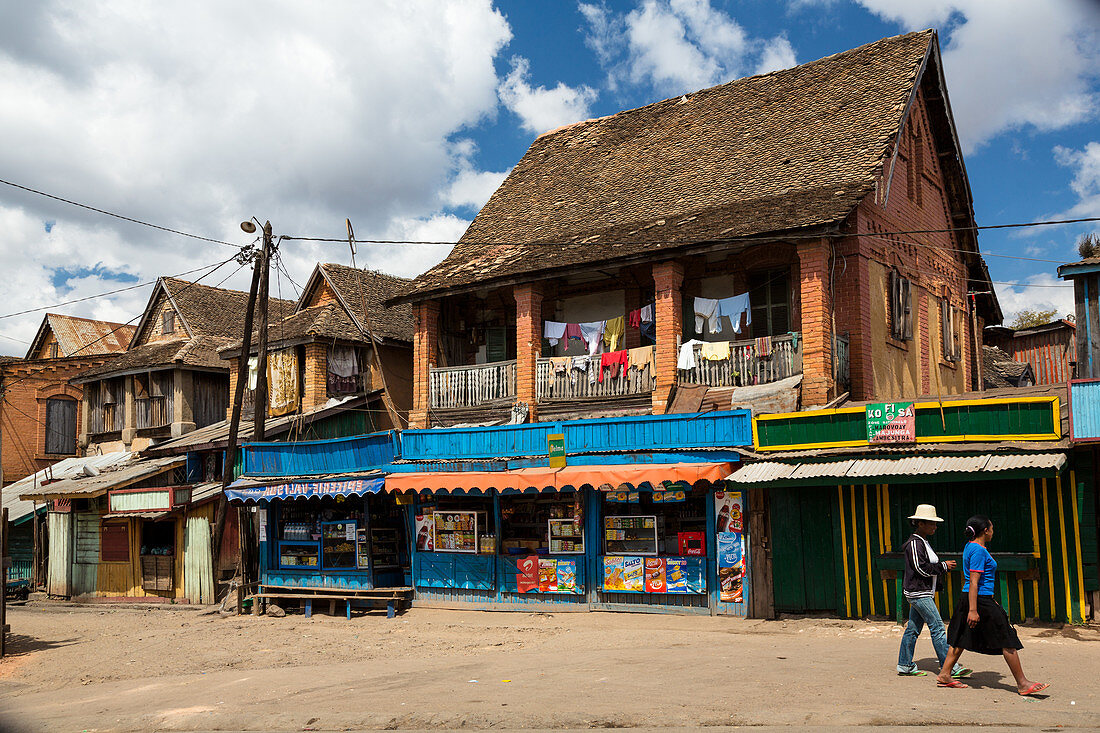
[399,30,935,299]
[73,335,238,381]
[162,277,294,339]
[317,264,414,343]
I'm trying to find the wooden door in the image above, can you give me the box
[769,487,838,613]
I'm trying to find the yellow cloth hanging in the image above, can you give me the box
[602,316,625,352]
[700,341,731,361]
[628,345,655,373]
[267,348,300,416]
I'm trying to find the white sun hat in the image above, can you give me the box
[908,504,944,522]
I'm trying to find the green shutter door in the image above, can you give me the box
[770,487,839,613]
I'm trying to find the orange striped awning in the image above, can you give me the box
[384,462,733,494]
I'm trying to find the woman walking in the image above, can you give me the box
[936,515,1050,695]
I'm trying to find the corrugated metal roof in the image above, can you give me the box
[729,453,1067,484]
[103,511,172,520]
[18,455,185,500]
[2,452,133,522]
[190,481,223,504]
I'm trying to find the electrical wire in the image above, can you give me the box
[0,177,242,249]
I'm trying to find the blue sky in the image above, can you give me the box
[0,1,1097,353]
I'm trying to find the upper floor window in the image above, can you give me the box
[889,269,913,341]
[45,397,77,454]
[48,343,60,358]
[163,311,175,334]
[941,298,960,362]
[749,269,790,338]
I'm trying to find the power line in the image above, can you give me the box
[0,177,242,249]
[0,260,237,321]
[279,215,1100,251]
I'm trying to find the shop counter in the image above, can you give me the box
[599,555,707,594]
[497,554,586,595]
[414,551,495,590]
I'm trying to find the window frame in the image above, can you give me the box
[941,298,960,362]
[889,269,913,342]
[747,268,791,339]
[100,521,131,563]
[162,310,175,334]
[44,396,78,455]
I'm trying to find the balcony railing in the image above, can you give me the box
[136,395,171,429]
[679,334,802,388]
[429,360,517,409]
[90,402,119,434]
[536,355,655,402]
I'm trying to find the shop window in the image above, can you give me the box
[941,299,960,362]
[100,521,130,562]
[889,270,913,341]
[163,311,175,334]
[140,520,175,592]
[748,269,790,338]
[416,496,496,554]
[500,493,585,556]
[45,397,77,454]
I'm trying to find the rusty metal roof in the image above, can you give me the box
[729,452,1067,485]
[25,313,136,359]
[18,455,185,500]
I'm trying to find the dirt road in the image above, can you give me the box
[1,601,1097,731]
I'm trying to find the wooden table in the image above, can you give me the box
[248,585,414,619]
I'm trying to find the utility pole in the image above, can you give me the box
[253,222,272,442]
[212,226,263,591]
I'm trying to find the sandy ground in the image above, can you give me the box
[0,599,1098,732]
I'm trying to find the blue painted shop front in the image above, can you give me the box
[390,411,753,615]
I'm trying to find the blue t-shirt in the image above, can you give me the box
[962,541,997,596]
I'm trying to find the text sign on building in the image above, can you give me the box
[547,433,567,468]
[866,402,916,444]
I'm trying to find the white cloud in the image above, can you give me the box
[498,57,598,135]
[851,0,1100,152]
[995,273,1076,325]
[444,167,511,210]
[1054,142,1100,218]
[0,1,517,354]
[581,0,798,96]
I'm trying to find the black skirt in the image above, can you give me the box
[946,595,1023,655]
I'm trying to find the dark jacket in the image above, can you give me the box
[902,533,949,600]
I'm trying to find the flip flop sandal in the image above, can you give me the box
[952,668,973,679]
[937,680,969,688]
[1019,682,1050,696]
[898,670,928,676]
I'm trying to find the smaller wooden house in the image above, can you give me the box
[984,320,1075,385]
[17,455,223,604]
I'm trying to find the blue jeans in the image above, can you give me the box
[897,596,961,674]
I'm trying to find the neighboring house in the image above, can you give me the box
[392,30,1000,429]
[982,345,1035,389]
[0,314,134,486]
[72,277,293,455]
[220,263,414,430]
[984,320,1075,385]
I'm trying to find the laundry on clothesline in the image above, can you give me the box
[677,339,705,370]
[543,321,568,346]
[755,336,772,358]
[693,293,751,335]
[603,316,625,352]
[628,345,654,373]
[701,341,731,361]
[599,350,628,382]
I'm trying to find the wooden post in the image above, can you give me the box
[2,507,8,658]
[253,221,273,443]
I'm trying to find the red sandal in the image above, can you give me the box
[937,679,969,688]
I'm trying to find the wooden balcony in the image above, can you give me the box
[90,402,119,434]
[536,355,655,402]
[679,334,802,388]
[429,360,516,409]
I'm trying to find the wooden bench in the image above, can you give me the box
[248,585,413,619]
[874,552,1037,622]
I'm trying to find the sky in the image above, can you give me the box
[0,0,1098,355]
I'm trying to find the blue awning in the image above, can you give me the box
[226,475,385,503]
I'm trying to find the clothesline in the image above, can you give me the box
[543,303,655,356]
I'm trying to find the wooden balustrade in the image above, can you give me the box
[536,354,655,402]
[135,395,171,429]
[679,334,802,387]
[429,360,517,409]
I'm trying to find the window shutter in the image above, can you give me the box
[486,326,507,363]
[45,398,77,454]
[101,522,130,563]
[902,279,913,340]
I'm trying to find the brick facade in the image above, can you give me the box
[409,300,440,429]
[652,260,684,414]
[513,282,543,422]
[302,342,328,411]
[797,240,834,407]
[1,356,112,486]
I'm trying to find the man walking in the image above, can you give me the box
[896,504,971,679]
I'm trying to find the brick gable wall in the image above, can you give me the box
[134,291,182,346]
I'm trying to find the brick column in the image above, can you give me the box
[226,360,239,422]
[798,240,834,407]
[652,260,684,414]
[302,342,328,411]
[514,282,543,422]
[409,300,439,429]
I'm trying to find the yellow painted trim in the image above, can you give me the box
[863,485,876,616]
[877,485,888,609]
[883,484,892,550]
[1042,478,1056,620]
[751,396,1062,451]
[1070,470,1088,624]
[1030,479,1041,614]
[946,569,954,614]
[837,486,852,617]
[850,486,863,618]
[1055,473,1074,623]
[1017,577,1025,620]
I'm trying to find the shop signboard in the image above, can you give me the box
[516,556,539,593]
[866,401,916,444]
[603,556,703,593]
[603,556,627,591]
[717,532,744,603]
[652,490,687,503]
[539,558,559,592]
[623,556,644,592]
[257,509,268,542]
[605,491,641,503]
[414,513,435,551]
[714,491,743,533]
[548,433,567,468]
[665,558,689,593]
